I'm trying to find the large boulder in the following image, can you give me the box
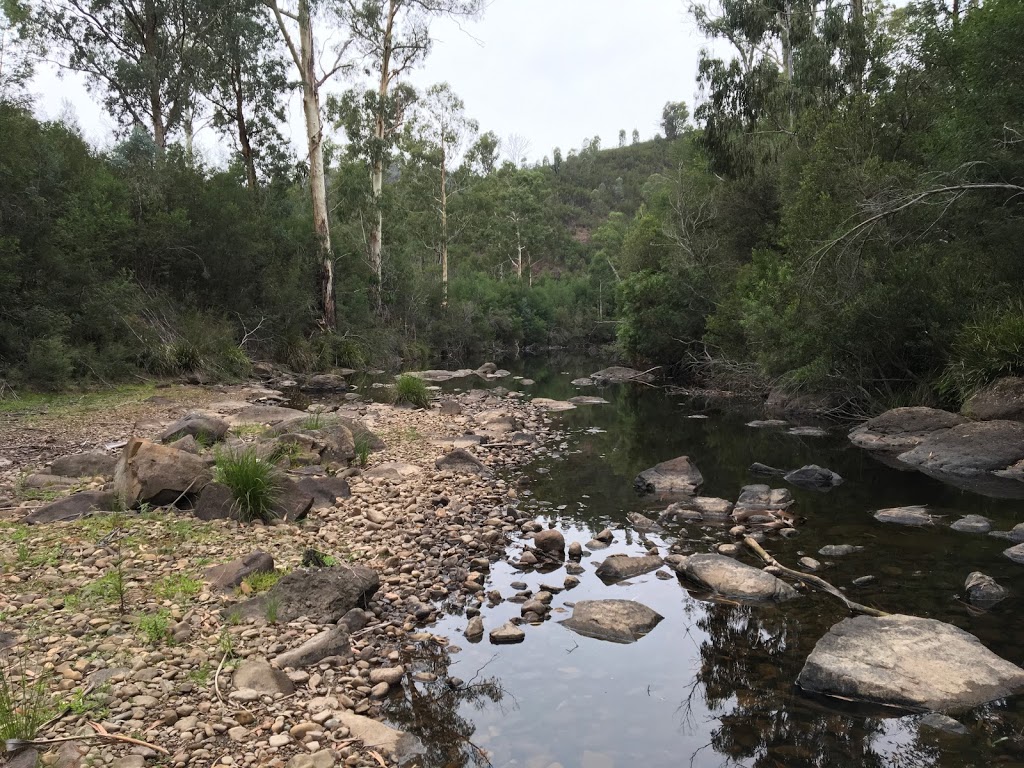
[204,551,275,590]
[633,456,703,495]
[275,625,350,668]
[784,464,843,490]
[294,475,351,510]
[897,421,1024,479]
[796,614,1024,711]
[591,366,655,384]
[333,713,424,764]
[962,377,1024,422]
[192,478,312,522]
[275,424,356,464]
[560,600,664,644]
[595,554,663,583]
[679,553,799,602]
[113,438,213,506]
[435,448,491,476]
[23,491,117,524]
[849,407,968,454]
[231,565,379,624]
[49,451,117,479]
[159,414,229,444]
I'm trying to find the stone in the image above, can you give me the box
[799,557,821,571]
[595,554,663,583]
[784,464,843,490]
[225,405,311,427]
[950,514,991,534]
[23,491,117,524]
[159,414,229,443]
[276,625,351,668]
[990,522,1024,543]
[111,757,145,768]
[369,666,405,685]
[873,506,935,526]
[300,373,348,393]
[568,396,609,405]
[633,456,703,495]
[680,553,799,602]
[590,366,655,384]
[733,485,793,515]
[435,448,491,476]
[749,462,786,476]
[819,544,863,557]
[962,377,1024,422]
[531,398,577,412]
[170,434,200,453]
[294,475,351,510]
[1003,543,1024,565]
[192,482,237,521]
[746,420,788,428]
[114,438,213,506]
[232,660,295,696]
[849,407,968,453]
[232,565,379,624]
[439,400,462,416]
[568,541,583,559]
[533,529,565,557]
[404,369,475,383]
[464,616,484,641]
[796,614,1024,711]
[287,750,336,768]
[965,572,1009,609]
[788,426,830,437]
[489,622,526,645]
[204,551,275,590]
[571,377,595,387]
[270,478,316,522]
[626,511,662,532]
[560,599,664,644]
[269,733,291,747]
[898,420,1024,478]
[49,451,117,478]
[275,423,356,464]
[364,462,423,481]
[919,713,968,736]
[333,712,424,762]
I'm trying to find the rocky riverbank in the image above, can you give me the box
[0,372,578,768]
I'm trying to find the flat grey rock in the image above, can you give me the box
[634,456,703,495]
[849,407,967,454]
[680,553,798,602]
[560,599,664,644]
[595,554,663,582]
[874,506,935,526]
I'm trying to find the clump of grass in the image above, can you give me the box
[393,374,431,409]
[300,412,333,430]
[68,683,110,719]
[153,574,202,602]
[214,448,282,522]
[242,570,284,594]
[354,434,372,466]
[0,653,52,747]
[82,571,126,606]
[138,610,173,646]
[264,596,281,624]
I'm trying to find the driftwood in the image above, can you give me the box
[743,536,889,617]
[6,720,169,755]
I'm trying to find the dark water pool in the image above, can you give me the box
[382,358,1024,768]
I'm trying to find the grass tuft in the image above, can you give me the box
[0,652,52,747]
[242,570,284,593]
[153,573,202,602]
[214,447,282,522]
[138,610,173,646]
[393,374,431,409]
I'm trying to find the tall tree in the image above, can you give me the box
[661,100,689,139]
[631,128,640,144]
[418,82,476,307]
[1,0,38,102]
[464,129,499,175]
[343,0,482,313]
[263,0,350,328]
[618,128,626,148]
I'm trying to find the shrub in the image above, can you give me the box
[393,374,431,409]
[138,610,173,646]
[214,448,282,522]
[354,434,372,466]
[939,302,1024,403]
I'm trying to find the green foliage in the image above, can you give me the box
[393,374,431,408]
[213,448,281,522]
[83,571,126,606]
[263,595,280,624]
[138,610,173,646]
[242,570,283,593]
[0,654,51,746]
[354,434,372,466]
[940,303,1024,402]
[152,573,202,602]
[68,683,110,719]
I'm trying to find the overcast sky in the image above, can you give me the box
[31,0,706,164]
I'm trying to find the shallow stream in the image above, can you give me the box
[378,358,1024,768]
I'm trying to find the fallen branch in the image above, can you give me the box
[214,650,229,706]
[743,536,889,617]
[7,723,169,755]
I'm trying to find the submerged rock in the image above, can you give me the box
[559,599,664,644]
[334,712,424,763]
[595,554,663,583]
[626,511,663,532]
[874,506,935,526]
[796,614,1024,711]
[965,572,1009,609]
[784,464,843,490]
[633,456,703,495]
[749,462,786,477]
[950,514,991,534]
[849,407,968,454]
[591,366,655,384]
[680,553,799,602]
[819,544,863,557]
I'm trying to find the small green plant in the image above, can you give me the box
[83,570,126,610]
[63,592,83,611]
[0,652,52,746]
[138,610,173,646]
[242,570,284,594]
[68,683,110,719]
[300,412,332,430]
[153,574,202,602]
[354,434,372,466]
[218,628,236,655]
[393,374,431,409]
[224,609,243,627]
[264,596,281,624]
[213,448,282,522]
[188,664,211,685]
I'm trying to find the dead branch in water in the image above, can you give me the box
[743,536,889,617]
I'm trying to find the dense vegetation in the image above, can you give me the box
[1,0,1022,413]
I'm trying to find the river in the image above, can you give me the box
[376,357,1024,768]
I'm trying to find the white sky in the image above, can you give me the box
[31,0,706,165]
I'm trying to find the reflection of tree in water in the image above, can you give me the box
[384,641,512,768]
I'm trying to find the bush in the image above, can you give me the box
[214,448,282,522]
[393,374,431,409]
[939,302,1024,402]
[21,336,74,390]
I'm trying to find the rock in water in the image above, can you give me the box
[784,464,844,490]
[965,572,1009,609]
[898,421,1024,478]
[595,554,663,583]
[950,514,991,534]
[680,553,798,602]
[849,407,968,453]
[333,713,424,763]
[560,599,664,644]
[874,506,935,526]
[591,366,655,384]
[626,511,663,532]
[231,565,379,624]
[819,544,863,557]
[489,622,525,645]
[532,529,566,558]
[633,456,703,495]
[796,614,1024,711]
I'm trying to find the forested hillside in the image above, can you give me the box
[1,0,1022,414]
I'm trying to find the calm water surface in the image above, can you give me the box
[378,358,1024,768]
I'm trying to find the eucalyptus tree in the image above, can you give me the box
[262,0,351,328]
[417,82,477,307]
[1,0,38,102]
[342,0,483,313]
